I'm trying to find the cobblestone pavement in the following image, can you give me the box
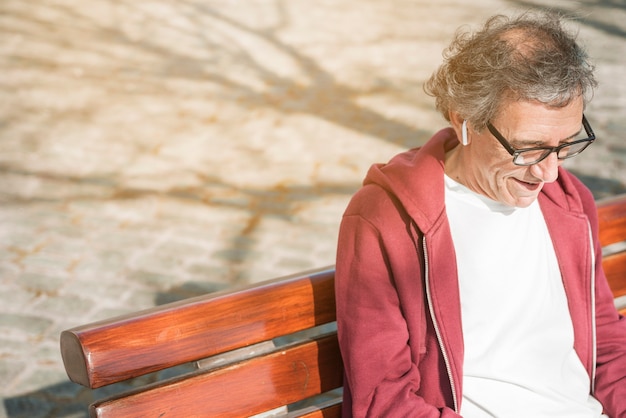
[1,0,626,416]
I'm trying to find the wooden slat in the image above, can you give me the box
[61,267,336,389]
[90,335,343,418]
[597,194,626,317]
[296,403,342,418]
[597,194,626,247]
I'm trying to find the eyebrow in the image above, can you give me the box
[510,125,584,148]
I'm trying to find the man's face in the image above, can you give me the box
[462,97,585,208]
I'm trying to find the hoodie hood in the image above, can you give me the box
[362,128,459,234]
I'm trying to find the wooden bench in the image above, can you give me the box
[60,194,626,417]
[598,193,626,315]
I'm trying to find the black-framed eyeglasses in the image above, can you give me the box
[486,115,596,166]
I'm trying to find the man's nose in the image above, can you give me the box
[530,152,560,183]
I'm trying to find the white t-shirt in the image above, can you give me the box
[444,175,605,418]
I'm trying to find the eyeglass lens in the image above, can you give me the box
[514,140,592,165]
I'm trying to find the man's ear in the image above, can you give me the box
[449,111,470,146]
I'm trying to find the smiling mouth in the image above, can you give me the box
[514,178,541,190]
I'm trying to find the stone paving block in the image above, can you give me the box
[0,358,28,394]
[63,275,130,300]
[16,273,65,296]
[184,261,231,282]
[70,256,127,279]
[15,369,70,397]
[0,314,53,339]
[31,295,93,318]
[125,269,178,289]
[0,286,36,312]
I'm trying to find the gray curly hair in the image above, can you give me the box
[424,12,597,130]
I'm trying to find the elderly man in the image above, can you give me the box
[335,11,626,417]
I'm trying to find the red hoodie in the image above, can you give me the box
[335,128,626,417]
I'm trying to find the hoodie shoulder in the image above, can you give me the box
[348,128,459,232]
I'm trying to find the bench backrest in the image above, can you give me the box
[61,267,342,417]
[597,194,626,314]
[60,194,626,417]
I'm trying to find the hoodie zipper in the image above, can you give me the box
[586,219,597,393]
[421,235,459,412]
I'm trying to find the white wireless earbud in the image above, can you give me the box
[462,120,468,146]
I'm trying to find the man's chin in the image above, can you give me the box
[510,193,540,208]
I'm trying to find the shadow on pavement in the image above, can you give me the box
[5,379,95,418]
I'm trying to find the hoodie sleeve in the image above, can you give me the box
[335,192,460,417]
